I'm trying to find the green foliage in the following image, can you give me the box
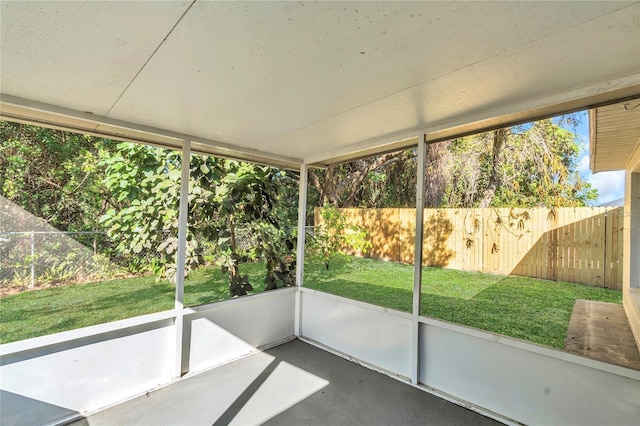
[308,150,417,209]
[309,115,596,210]
[98,144,297,296]
[1,122,297,296]
[249,221,297,290]
[0,121,115,232]
[309,204,371,269]
[206,161,289,296]
[443,118,597,208]
[99,143,220,282]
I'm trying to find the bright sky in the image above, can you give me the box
[571,111,625,206]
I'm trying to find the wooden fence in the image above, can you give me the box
[314,207,624,289]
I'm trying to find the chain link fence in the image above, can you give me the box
[0,228,265,293]
[1,231,135,292]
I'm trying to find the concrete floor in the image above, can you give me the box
[564,300,640,370]
[69,340,501,426]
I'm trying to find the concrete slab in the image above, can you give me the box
[564,300,640,371]
[68,340,501,425]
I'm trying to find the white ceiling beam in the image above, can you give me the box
[0,94,303,170]
[307,75,640,166]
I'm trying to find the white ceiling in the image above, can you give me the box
[1,1,639,167]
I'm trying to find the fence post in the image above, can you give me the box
[30,231,35,287]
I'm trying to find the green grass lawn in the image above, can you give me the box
[0,254,622,349]
[304,254,622,349]
[0,262,267,344]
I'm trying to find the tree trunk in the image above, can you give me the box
[423,141,450,208]
[479,129,507,208]
[309,168,341,207]
[308,151,407,208]
[228,216,238,282]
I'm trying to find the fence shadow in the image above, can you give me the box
[332,208,454,267]
[422,210,455,267]
[313,208,403,261]
[350,208,401,261]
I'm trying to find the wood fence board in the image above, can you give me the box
[561,210,567,281]
[557,208,566,282]
[563,209,577,282]
[579,209,588,282]
[591,210,599,286]
[568,209,576,283]
[596,210,606,287]
[605,208,613,286]
[547,208,556,281]
[539,209,545,278]
[588,209,596,284]
[579,208,589,284]
[526,209,537,278]
[576,208,585,285]
[613,208,623,289]
[569,209,577,282]
[539,209,548,279]
[590,212,597,286]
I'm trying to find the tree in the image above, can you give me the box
[310,204,371,269]
[1,123,299,294]
[309,116,596,210]
[442,118,596,208]
[99,143,298,296]
[99,143,221,281]
[308,150,415,208]
[209,161,287,296]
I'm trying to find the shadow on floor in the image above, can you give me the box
[71,340,501,426]
[0,390,81,426]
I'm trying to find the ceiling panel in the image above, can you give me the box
[262,4,640,161]
[0,1,192,116]
[1,1,639,166]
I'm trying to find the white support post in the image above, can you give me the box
[174,140,190,378]
[625,171,640,288]
[295,163,309,337]
[411,134,426,385]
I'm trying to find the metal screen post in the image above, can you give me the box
[174,140,190,378]
[30,231,35,287]
[295,163,309,337]
[626,171,640,288]
[411,134,426,385]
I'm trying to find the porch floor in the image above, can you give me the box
[68,339,501,425]
[564,300,640,370]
